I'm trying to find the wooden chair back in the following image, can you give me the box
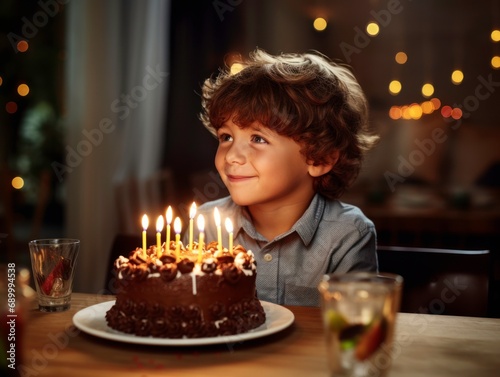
[377,245,491,317]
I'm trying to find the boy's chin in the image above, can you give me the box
[228,193,254,207]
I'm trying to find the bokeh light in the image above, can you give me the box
[389,80,402,95]
[17,40,29,52]
[491,56,500,69]
[366,22,379,36]
[12,177,24,190]
[389,106,402,120]
[421,83,434,97]
[430,97,441,110]
[6,101,18,114]
[451,107,463,120]
[313,17,327,31]
[421,101,434,114]
[395,52,408,64]
[17,83,30,96]
[409,103,423,119]
[451,70,464,84]
[441,105,452,118]
[491,29,500,42]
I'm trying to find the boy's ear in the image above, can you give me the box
[307,150,339,177]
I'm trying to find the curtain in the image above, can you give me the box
[64,0,170,293]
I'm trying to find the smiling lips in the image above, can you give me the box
[226,174,255,183]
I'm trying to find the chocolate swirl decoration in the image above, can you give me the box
[166,321,185,339]
[128,249,148,265]
[159,254,176,264]
[183,319,205,338]
[232,245,246,254]
[177,258,195,274]
[119,264,136,280]
[234,251,253,270]
[147,260,161,273]
[159,263,177,282]
[134,318,153,337]
[201,258,217,273]
[228,302,243,317]
[216,254,234,266]
[133,264,149,281]
[132,301,149,316]
[205,241,219,253]
[114,255,129,270]
[150,317,169,337]
[222,264,241,284]
[105,306,134,334]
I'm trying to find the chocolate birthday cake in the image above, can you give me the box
[105,241,266,338]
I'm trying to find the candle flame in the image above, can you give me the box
[190,202,197,219]
[197,214,205,232]
[141,214,149,230]
[156,215,164,232]
[225,218,233,233]
[166,206,173,224]
[174,217,182,234]
[214,207,221,226]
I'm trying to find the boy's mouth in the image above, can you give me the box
[226,174,255,183]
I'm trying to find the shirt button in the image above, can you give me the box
[264,253,273,262]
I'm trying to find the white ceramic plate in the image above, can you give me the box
[72,300,294,346]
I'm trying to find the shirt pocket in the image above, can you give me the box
[284,284,320,306]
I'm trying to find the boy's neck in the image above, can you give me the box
[247,196,314,241]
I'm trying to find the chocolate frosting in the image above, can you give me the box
[106,242,265,339]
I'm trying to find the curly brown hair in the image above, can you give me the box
[200,48,378,199]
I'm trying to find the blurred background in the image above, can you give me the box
[0,0,499,313]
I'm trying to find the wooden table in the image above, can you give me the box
[15,293,500,377]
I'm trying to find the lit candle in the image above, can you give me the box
[156,215,164,257]
[189,202,197,251]
[174,217,182,261]
[214,207,222,252]
[225,218,233,256]
[141,214,149,256]
[166,206,173,252]
[197,214,205,264]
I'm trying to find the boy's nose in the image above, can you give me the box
[225,141,247,164]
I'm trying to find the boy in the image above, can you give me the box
[196,48,379,306]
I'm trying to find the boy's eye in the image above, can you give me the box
[218,133,232,142]
[251,135,268,144]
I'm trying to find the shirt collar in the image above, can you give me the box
[234,194,325,246]
[293,193,325,246]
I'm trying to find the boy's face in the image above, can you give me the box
[215,118,315,208]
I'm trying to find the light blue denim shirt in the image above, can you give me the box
[195,194,377,307]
